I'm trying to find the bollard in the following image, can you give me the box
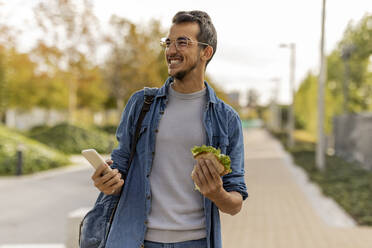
[16,143,25,176]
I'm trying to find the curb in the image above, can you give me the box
[269,134,357,228]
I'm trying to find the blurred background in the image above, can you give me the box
[0,0,371,247]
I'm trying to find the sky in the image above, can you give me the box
[2,0,371,105]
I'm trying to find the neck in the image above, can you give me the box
[172,71,205,94]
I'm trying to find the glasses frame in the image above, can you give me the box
[160,36,210,50]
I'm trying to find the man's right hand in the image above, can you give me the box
[91,159,124,195]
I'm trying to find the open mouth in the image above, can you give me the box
[167,56,184,67]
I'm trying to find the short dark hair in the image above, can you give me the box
[172,10,217,67]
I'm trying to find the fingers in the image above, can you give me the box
[192,158,223,198]
[92,167,124,195]
[192,160,217,185]
[108,178,125,194]
[92,163,109,180]
[105,159,113,165]
[204,159,220,181]
[200,159,215,183]
[195,159,218,185]
[192,164,203,189]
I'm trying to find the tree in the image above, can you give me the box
[294,14,371,139]
[0,46,6,122]
[0,1,19,123]
[337,14,372,112]
[33,0,102,122]
[102,16,167,113]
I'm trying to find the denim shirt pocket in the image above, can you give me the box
[212,135,229,154]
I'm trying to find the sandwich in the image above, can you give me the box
[190,145,232,190]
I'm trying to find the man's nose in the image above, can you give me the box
[167,41,178,53]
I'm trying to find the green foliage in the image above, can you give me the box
[93,124,118,135]
[28,123,116,154]
[191,145,231,172]
[103,17,167,110]
[271,130,372,226]
[0,46,6,119]
[4,49,40,110]
[0,125,69,175]
[294,72,318,136]
[292,151,372,226]
[294,14,372,138]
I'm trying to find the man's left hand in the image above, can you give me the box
[191,158,224,200]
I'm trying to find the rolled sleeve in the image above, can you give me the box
[222,114,248,200]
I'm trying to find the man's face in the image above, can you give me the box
[165,22,203,80]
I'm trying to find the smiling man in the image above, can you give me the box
[90,10,248,248]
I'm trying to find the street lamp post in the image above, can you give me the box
[316,0,327,170]
[270,77,282,131]
[280,43,296,149]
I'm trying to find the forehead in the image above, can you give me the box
[167,22,200,40]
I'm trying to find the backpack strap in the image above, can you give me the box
[105,87,157,241]
[125,88,156,175]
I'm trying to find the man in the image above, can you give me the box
[92,10,248,248]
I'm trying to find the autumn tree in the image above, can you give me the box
[0,0,19,123]
[32,0,105,122]
[102,16,167,113]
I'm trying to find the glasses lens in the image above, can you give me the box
[160,37,168,48]
[175,37,188,49]
[160,37,191,50]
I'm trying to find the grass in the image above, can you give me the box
[27,122,117,154]
[271,130,372,226]
[0,125,69,175]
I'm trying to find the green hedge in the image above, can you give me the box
[28,123,116,154]
[91,124,118,136]
[0,125,69,175]
[271,130,372,226]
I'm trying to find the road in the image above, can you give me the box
[0,157,99,244]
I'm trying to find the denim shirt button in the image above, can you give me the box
[146,195,151,200]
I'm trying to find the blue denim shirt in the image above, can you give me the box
[106,77,248,248]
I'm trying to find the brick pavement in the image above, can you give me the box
[220,128,372,248]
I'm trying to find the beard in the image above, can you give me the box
[169,54,200,80]
[173,62,198,80]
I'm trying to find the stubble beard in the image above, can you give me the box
[170,54,200,81]
[173,62,197,80]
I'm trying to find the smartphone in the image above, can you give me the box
[81,149,112,175]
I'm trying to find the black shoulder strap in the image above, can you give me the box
[104,90,156,242]
[121,87,156,180]
[126,94,155,172]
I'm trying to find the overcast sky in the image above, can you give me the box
[2,0,371,104]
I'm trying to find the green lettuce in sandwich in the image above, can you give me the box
[191,145,232,176]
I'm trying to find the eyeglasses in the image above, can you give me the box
[160,37,209,50]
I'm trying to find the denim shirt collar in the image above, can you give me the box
[156,77,218,104]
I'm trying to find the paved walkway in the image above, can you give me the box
[220,128,372,248]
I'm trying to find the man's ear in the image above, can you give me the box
[201,46,213,62]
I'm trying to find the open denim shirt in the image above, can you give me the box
[106,77,248,248]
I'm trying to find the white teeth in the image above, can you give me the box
[170,60,182,65]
